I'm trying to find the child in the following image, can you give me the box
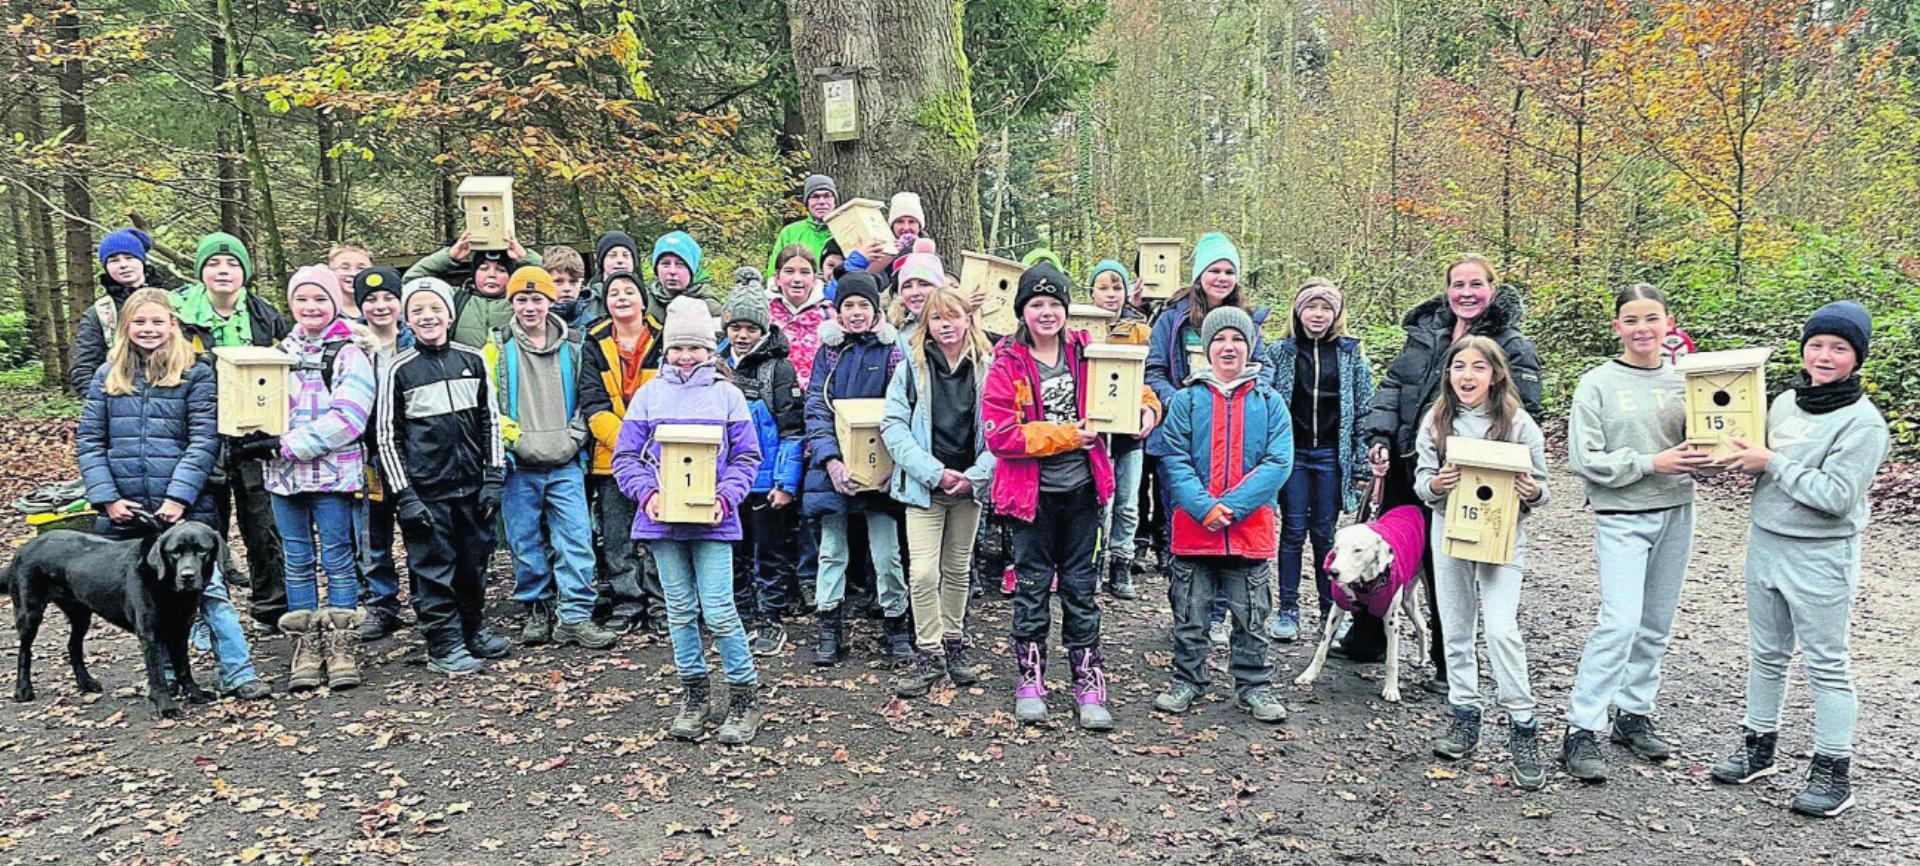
[645,232,722,323]
[403,228,542,348]
[542,245,600,328]
[259,266,377,691]
[75,288,271,700]
[881,287,996,697]
[768,245,835,386]
[984,262,1160,730]
[1418,336,1550,790]
[376,277,509,674]
[326,243,374,317]
[349,266,415,641]
[801,272,906,666]
[719,284,806,657]
[1153,307,1291,722]
[764,173,838,280]
[579,271,668,635]
[1088,260,1151,600]
[890,250,943,346]
[69,227,177,395]
[1561,284,1707,782]
[487,267,615,650]
[613,296,765,744]
[1262,278,1375,640]
[1710,301,1889,817]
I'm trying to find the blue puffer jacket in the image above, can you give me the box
[721,327,806,495]
[1263,335,1375,513]
[801,319,902,519]
[76,357,221,528]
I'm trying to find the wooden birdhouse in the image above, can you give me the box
[1675,347,1773,460]
[213,346,294,437]
[1084,343,1150,436]
[961,251,1026,336]
[833,398,893,490]
[824,198,893,259]
[654,424,724,524]
[1067,304,1117,342]
[1136,238,1185,300]
[455,176,515,251]
[1439,436,1534,566]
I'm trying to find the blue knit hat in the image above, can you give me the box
[98,228,152,266]
[1802,300,1872,362]
[1190,232,1242,284]
[652,231,703,278]
[1089,259,1132,288]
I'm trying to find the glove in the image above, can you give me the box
[395,490,433,533]
[477,475,504,523]
[241,435,283,459]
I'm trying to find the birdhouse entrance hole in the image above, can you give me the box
[1713,390,1731,407]
[1475,484,1494,502]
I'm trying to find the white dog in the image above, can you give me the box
[1293,506,1429,703]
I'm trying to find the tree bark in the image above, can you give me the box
[317,110,341,242]
[55,8,94,327]
[216,0,289,289]
[788,0,983,254]
[210,0,245,237]
[13,40,70,383]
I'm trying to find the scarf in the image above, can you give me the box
[175,285,255,347]
[1792,372,1863,415]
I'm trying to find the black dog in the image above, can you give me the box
[5,521,231,718]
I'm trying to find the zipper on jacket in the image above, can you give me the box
[1311,343,1322,449]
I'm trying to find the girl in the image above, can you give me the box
[719,285,806,658]
[613,296,765,745]
[1710,301,1889,818]
[580,271,668,635]
[890,249,943,350]
[1562,284,1707,782]
[1262,278,1374,641]
[1418,336,1549,790]
[984,262,1159,730]
[881,288,996,697]
[75,289,271,701]
[1088,261,1151,601]
[259,267,378,691]
[767,244,835,386]
[349,266,415,641]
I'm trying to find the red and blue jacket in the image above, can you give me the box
[1159,368,1294,558]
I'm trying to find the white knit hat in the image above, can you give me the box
[662,295,718,351]
[888,191,926,228]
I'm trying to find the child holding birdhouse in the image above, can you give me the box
[1088,260,1152,600]
[718,283,807,658]
[612,296,765,745]
[1416,335,1550,791]
[403,229,542,349]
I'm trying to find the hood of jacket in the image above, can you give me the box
[506,313,571,355]
[724,325,793,369]
[818,318,898,348]
[1190,361,1266,393]
[1403,286,1526,336]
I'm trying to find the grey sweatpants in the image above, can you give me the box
[1743,525,1860,758]
[1567,505,1695,732]
[1433,523,1534,721]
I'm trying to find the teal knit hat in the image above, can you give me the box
[652,231,703,278]
[195,232,253,282]
[1190,232,1241,284]
[1088,259,1132,287]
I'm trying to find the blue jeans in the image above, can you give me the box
[270,492,359,611]
[816,511,905,615]
[654,539,757,685]
[1279,447,1341,614]
[354,494,402,611]
[1103,447,1144,567]
[165,568,261,692]
[502,462,598,623]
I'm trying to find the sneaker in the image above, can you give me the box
[603,610,639,635]
[553,618,620,650]
[1610,711,1673,762]
[356,607,404,642]
[1510,719,1547,791]
[1000,566,1017,596]
[1561,728,1609,783]
[892,649,946,698]
[1432,705,1482,760]
[1237,688,1288,723]
[750,622,787,657]
[224,679,273,700]
[1790,754,1854,817]
[519,601,555,646]
[1208,619,1230,649]
[1153,681,1200,714]
[466,628,512,659]
[1710,728,1779,785]
[429,646,483,676]
[1267,609,1300,642]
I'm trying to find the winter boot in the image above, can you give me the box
[1068,647,1114,732]
[1610,711,1673,762]
[278,611,325,692]
[942,637,981,687]
[1105,558,1138,601]
[1510,718,1547,791]
[320,608,363,690]
[883,615,915,667]
[1432,704,1483,760]
[811,608,847,666]
[1710,728,1779,785]
[715,682,764,745]
[892,648,947,698]
[1013,640,1049,723]
[1790,754,1854,817]
[520,600,555,646]
[1561,728,1609,783]
[668,678,712,741]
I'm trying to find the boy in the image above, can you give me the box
[350,266,415,640]
[578,270,669,634]
[541,245,599,329]
[485,267,616,649]
[764,173,838,280]
[327,243,374,317]
[69,227,178,395]
[645,231,722,323]
[719,288,806,656]
[404,228,543,348]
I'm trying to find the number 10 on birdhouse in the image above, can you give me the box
[655,424,724,523]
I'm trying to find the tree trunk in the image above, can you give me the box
[8,110,62,388]
[14,43,70,383]
[435,128,456,245]
[317,111,341,242]
[788,0,983,254]
[210,1,245,237]
[216,0,289,290]
[56,9,94,328]
[987,123,1009,250]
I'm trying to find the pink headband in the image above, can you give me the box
[1294,284,1344,321]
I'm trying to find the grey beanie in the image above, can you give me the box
[400,276,457,316]
[1200,305,1257,349]
[663,295,719,351]
[724,282,772,332]
[803,173,837,201]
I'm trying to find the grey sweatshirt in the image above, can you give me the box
[1415,401,1551,513]
[503,314,589,467]
[1567,360,1695,512]
[1750,391,1890,539]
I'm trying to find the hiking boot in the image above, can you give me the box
[1710,728,1779,785]
[1207,619,1230,650]
[1790,754,1854,817]
[1154,680,1200,714]
[1561,728,1608,783]
[520,601,555,646]
[225,679,273,700]
[553,618,620,650]
[1268,609,1301,643]
[428,645,483,676]
[466,626,512,659]
[356,606,404,642]
[1013,641,1048,723]
[1238,688,1288,723]
[892,649,946,698]
[882,615,915,667]
[811,608,847,666]
[715,682,763,745]
[1432,705,1482,760]
[603,609,639,635]
[1610,711,1673,762]
[278,611,325,692]
[1105,559,1138,600]
[1069,647,1114,731]
[750,621,787,657]
[320,608,363,690]
[1510,719,1547,791]
[668,678,712,740]
[942,637,981,686]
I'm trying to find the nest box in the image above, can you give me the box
[1674,347,1773,460]
[824,198,893,260]
[214,347,295,437]
[1136,238,1185,300]
[1067,304,1117,342]
[456,176,515,251]
[1084,343,1151,436]
[833,398,893,491]
[961,251,1026,336]
[1439,436,1535,566]
[655,424,724,524]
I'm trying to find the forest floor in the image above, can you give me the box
[0,408,1916,866]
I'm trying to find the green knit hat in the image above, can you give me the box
[195,232,253,282]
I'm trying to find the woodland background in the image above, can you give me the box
[1,0,1916,450]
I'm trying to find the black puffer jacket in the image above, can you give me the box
[1364,288,1544,456]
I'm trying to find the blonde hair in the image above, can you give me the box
[1427,335,1521,465]
[103,289,196,396]
[1280,276,1350,340]
[909,288,991,394]
[1444,254,1500,291]
[326,242,372,265]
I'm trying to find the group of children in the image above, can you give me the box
[63,178,1890,813]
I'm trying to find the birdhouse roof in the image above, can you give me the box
[961,251,1022,270]
[212,346,294,367]
[835,398,887,426]
[455,176,513,196]
[1069,304,1117,321]
[1675,347,1773,375]
[825,198,886,221]
[1444,436,1533,472]
[1136,237,1185,246]
[656,424,724,445]
[1085,343,1150,362]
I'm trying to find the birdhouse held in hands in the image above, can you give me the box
[1084,343,1150,436]
[962,251,1025,336]
[824,198,893,259]
[655,424,724,524]
[1440,436,1534,566]
[1136,238,1184,300]
[1067,305,1117,343]
[833,398,893,491]
[214,346,294,437]
[456,176,515,251]
[1674,347,1772,460]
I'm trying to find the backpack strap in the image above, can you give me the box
[94,295,119,349]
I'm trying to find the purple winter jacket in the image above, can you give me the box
[612,361,762,542]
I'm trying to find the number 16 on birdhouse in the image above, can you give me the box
[655,424,723,523]
[1440,437,1535,565]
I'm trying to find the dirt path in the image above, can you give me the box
[1,453,1916,866]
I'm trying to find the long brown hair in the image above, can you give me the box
[103,289,196,396]
[1426,335,1521,464]
[1173,272,1244,333]
[910,288,990,395]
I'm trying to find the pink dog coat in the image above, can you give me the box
[1326,505,1428,618]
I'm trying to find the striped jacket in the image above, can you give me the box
[374,338,504,502]
[265,319,377,495]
